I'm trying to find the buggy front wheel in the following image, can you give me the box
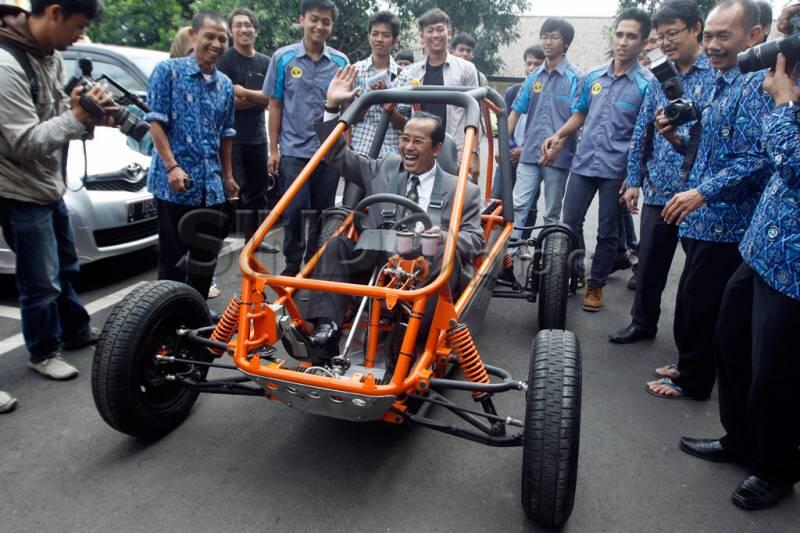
[521,329,581,527]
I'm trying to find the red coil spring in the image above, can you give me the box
[446,323,490,399]
[503,252,513,271]
[209,296,241,355]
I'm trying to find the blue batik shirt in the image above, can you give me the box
[625,53,715,205]
[570,61,653,179]
[263,40,349,158]
[144,56,235,207]
[512,58,582,169]
[679,66,773,243]
[740,103,800,300]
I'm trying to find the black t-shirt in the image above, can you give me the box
[421,62,446,130]
[217,47,270,145]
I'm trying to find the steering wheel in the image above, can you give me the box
[353,193,433,234]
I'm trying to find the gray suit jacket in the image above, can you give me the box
[314,119,485,261]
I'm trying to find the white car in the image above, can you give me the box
[0,44,168,274]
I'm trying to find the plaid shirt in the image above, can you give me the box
[350,56,400,156]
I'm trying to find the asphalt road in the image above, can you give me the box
[1,197,799,533]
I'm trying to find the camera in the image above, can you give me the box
[647,49,701,127]
[738,12,800,73]
[65,58,151,141]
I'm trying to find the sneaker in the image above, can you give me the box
[583,285,604,312]
[518,244,533,260]
[62,327,100,351]
[627,274,637,290]
[611,254,633,273]
[258,242,280,254]
[208,284,221,299]
[28,355,79,380]
[0,391,17,414]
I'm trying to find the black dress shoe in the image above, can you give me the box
[732,475,792,510]
[62,327,100,350]
[609,323,656,344]
[258,242,280,254]
[309,321,341,360]
[679,437,738,463]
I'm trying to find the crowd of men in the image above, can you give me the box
[1,0,799,515]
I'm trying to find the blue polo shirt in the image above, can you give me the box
[263,40,349,158]
[512,58,582,169]
[144,56,236,207]
[625,53,715,205]
[570,61,653,179]
[740,104,800,301]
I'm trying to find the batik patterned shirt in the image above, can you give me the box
[740,103,800,300]
[679,66,773,243]
[625,53,715,205]
[145,56,235,206]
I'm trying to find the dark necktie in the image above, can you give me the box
[407,175,420,204]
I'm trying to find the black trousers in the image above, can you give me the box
[307,236,461,336]
[630,204,679,331]
[231,142,274,241]
[717,263,800,487]
[156,199,226,300]
[672,238,741,398]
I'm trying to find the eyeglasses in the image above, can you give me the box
[399,135,432,147]
[655,26,688,44]
[540,33,562,42]
[232,22,255,29]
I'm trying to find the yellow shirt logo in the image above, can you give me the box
[410,79,421,86]
[533,81,544,93]
[290,66,303,79]
[591,82,602,96]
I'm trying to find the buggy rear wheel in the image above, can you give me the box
[91,281,212,439]
[537,231,570,330]
[521,329,581,527]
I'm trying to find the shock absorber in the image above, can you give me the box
[209,295,241,355]
[446,322,490,400]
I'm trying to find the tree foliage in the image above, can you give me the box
[88,0,185,50]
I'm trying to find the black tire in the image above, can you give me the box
[537,231,570,330]
[522,329,581,528]
[91,281,212,439]
[317,210,348,249]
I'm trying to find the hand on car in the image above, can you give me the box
[763,54,800,107]
[662,188,704,225]
[326,65,361,108]
[168,166,190,193]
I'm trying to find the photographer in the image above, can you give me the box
[0,0,110,405]
[680,52,800,510]
[645,0,774,401]
[611,0,716,344]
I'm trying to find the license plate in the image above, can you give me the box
[127,198,157,223]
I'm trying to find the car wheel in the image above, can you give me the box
[91,280,212,439]
[521,329,581,528]
[537,231,570,330]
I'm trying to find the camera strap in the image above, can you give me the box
[0,40,38,103]
[679,121,703,183]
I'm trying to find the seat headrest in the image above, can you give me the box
[436,134,459,176]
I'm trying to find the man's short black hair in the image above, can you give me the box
[540,17,576,49]
[756,0,772,37]
[394,49,414,62]
[712,0,761,32]
[30,0,104,20]
[192,10,226,32]
[616,7,652,39]
[368,10,401,38]
[409,111,445,146]
[654,0,705,41]
[524,45,544,61]
[300,0,339,22]
[451,33,476,50]
[228,7,258,32]
[417,8,450,31]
